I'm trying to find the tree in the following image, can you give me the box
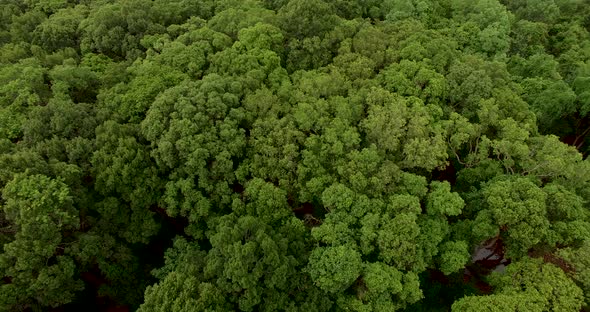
[0,58,49,141]
[79,0,164,60]
[450,0,512,56]
[31,5,86,52]
[0,174,83,310]
[277,0,339,39]
[140,76,247,237]
[140,180,329,312]
[452,258,584,312]
[91,121,161,244]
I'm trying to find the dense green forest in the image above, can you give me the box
[1,0,590,311]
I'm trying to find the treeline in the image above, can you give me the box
[1,0,590,311]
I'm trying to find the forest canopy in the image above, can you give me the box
[1,0,590,311]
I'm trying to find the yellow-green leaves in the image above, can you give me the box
[307,245,362,293]
[427,181,464,216]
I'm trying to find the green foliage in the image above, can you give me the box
[0,174,82,310]
[91,121,160,243]
[307,245,362,293]
[31,6,86,53]
[452,258,584,311]
[2,0,590,311]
